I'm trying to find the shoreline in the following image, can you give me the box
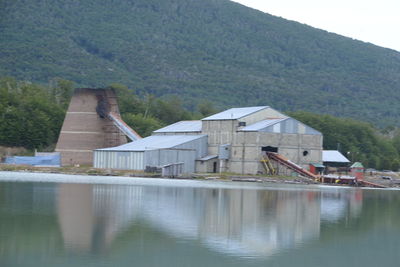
[0,164,398,189]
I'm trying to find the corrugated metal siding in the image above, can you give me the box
[93,134,207,172]
[258,118,321,135]
[93,150,145,170]
[174,135,208,158]
[144,149,196,173]
[281,119,298,133]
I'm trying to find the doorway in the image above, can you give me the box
[213,162,217,173]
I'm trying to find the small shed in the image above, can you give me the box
[322,150,350,165]
[94,135,207,173]
[195,155,219,173]
[309,163,325,175]
[350,162,364,181]
[322,150,350,173]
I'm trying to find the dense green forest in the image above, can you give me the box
[1,78,400,170]
[1,0,400,127]
[289,111,400,170]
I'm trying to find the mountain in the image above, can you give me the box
[1,0,400,126]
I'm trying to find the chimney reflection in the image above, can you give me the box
[58,184,95,253]
[57,184,141,254]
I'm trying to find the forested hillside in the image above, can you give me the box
[1,0,400,126]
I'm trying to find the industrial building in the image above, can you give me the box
[94,106,323,176]
[94,135,208,173]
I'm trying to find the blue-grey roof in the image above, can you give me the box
[202,106,269,120]
[241,118,287,131]
[96,135,207,152]
[323,150,350,163]
[153,120,202,133]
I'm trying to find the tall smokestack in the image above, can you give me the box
[55,88,131,166]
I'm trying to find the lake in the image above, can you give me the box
[0,171,399,267]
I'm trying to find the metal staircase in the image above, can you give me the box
[261,154,276,175]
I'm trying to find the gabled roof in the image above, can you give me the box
[241,118,287,131]
[96,135,206,152]
[310,163,325,168]
[153,120,202,133]
[202,106,269,121]
[350,162,364,168]
[323,150,350,163]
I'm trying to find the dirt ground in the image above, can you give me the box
[363,171,400,188]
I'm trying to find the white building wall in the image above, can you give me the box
[93,151,145,170]
[229,131,323,175]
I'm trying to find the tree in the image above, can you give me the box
[197,100,218,117]
[122,113,163,137]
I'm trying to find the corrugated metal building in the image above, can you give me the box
[94,135,207,173]
[94,105,323,175]
[201,106,323,174]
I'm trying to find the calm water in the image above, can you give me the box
[0,172,399,267]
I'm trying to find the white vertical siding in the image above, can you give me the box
[144,149,197,173]
[93,151,145,170]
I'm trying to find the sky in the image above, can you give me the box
[231,0,400,52]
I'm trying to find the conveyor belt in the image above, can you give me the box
[267,152,318,179]
[108,112,141,141]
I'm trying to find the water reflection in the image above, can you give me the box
[320,189,363,222]
[57,184,141,253]
[2,177,400,267]
[56,183,364,258]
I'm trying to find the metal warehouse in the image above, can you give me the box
[94,105,323,176]
[93,135,208,173]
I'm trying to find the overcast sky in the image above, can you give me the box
[231,0,400,52]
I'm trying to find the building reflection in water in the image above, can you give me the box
[56,183,362,257]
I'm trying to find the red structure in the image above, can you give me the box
[350,162,364,181]
[309,163,325,175]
